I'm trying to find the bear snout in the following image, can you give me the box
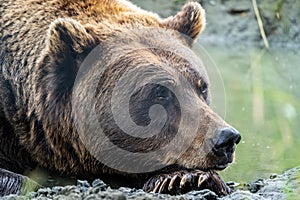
[211,127,241,169]
[215,127,241,148]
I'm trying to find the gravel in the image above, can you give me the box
[2,166,299,200]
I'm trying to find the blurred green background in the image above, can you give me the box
[201,45,300,183]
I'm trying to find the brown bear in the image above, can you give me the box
[0,0,241,196]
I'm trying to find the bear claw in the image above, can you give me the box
[143,170,230,196]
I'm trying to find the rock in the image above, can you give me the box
[3,166,299,199]
[92,179,108,190]
[220,166,300,200]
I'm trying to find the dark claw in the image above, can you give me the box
[198,173,209,187]
[152,178,162,193]
[143,169,231,196]
[158,176,170,193]
[180,174,192,188]
[168,174,180,191]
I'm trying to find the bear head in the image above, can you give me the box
[32,2,241,185]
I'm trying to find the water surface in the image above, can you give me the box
[199,44,300,183]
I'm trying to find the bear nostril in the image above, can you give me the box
[214,127,241,150]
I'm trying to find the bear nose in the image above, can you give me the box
[214,127,241,150]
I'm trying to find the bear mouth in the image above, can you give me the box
[212,163,228,170]
[161,164,203,174]
[159,163,228,174]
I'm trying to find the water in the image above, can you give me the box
[199,44,300,183]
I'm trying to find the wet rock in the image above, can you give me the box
[221,166,300,200]
[248,179,265,193]
[187,189,218,199]
[92,179,108,190]
[77,180,90,188]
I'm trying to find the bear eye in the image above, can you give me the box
[156,96,168,101]
[155,86,172,102]
[201,84,208,96]
[197,80,208,100]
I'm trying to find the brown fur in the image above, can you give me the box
[0,0,237,193]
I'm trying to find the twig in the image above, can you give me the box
[252,0,269,49]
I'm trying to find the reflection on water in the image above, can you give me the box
[199,44,300,183]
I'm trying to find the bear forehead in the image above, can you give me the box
[99,27,209,84]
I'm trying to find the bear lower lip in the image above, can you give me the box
[157,163,229,175]
[213,163,228,170]
[158,164,210,174]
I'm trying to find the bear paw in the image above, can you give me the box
[143,170,230,196]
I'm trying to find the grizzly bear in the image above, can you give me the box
[0,0,241,196]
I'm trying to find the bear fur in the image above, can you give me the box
[0,0,240,196]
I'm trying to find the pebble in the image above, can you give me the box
[2,166,299,200]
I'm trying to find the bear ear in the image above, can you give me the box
[161,2,206,41]
[35,18,98,103]
[46,18,97,55]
